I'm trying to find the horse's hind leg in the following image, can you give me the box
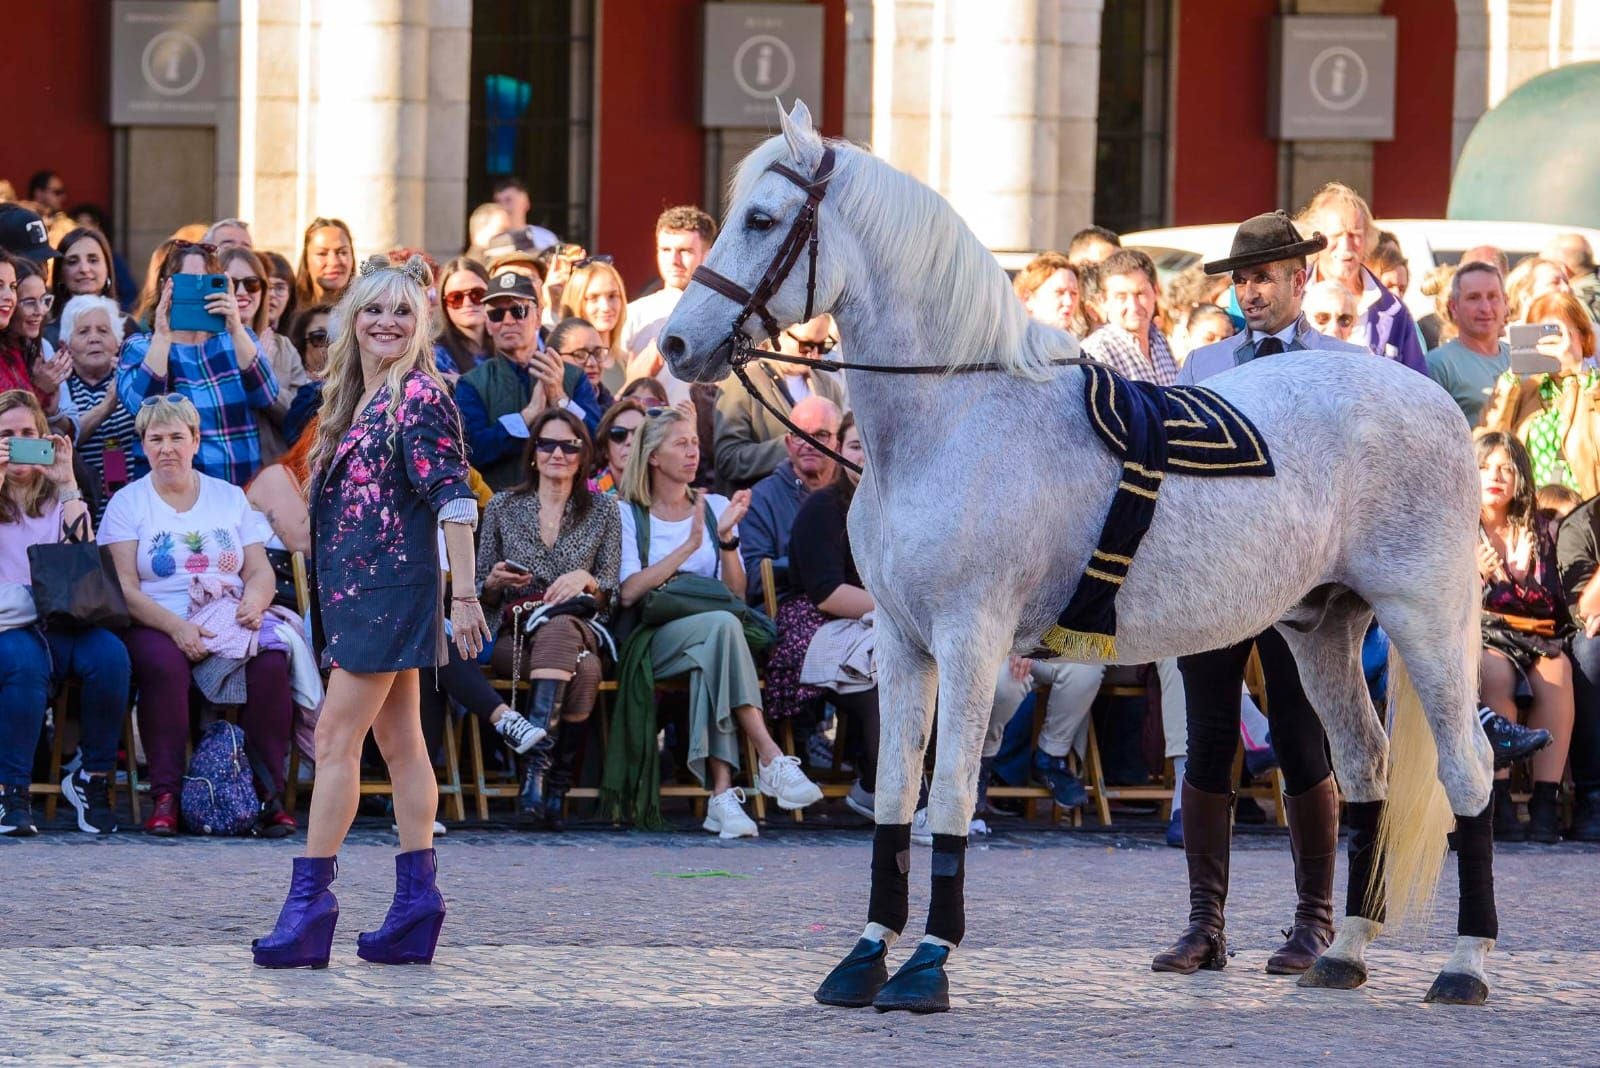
[1272,598,1391,991]
[814,616,937,1009]
[872,618,1011,1014]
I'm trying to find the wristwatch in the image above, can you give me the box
[717,535,740,551]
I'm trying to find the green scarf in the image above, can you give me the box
[598,622,665,829]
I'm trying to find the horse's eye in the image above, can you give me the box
[745,210,775,233]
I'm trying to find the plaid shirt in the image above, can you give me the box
[117,329,279,487]
[1081,323,1179,386]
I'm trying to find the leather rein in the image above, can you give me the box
[687,146,1094,475]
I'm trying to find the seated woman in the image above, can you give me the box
[786,413,878,817]
[590,398,646,496]
[1477,430,1575,844]
[1481,292,1600,495]
[614,408,822,838]
[550,316,615,411]
[61,295,136,517]
[419,410,621,829]
[99,395,296,837]
[0,390,131,836]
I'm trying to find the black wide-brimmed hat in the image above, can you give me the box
[1203,210,1327,275]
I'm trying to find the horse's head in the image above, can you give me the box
[660,99,845,383]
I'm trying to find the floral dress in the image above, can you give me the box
[308,370,475,672]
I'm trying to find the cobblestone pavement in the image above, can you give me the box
[4,819,1597,1065]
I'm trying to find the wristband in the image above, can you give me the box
[57,487,84,503]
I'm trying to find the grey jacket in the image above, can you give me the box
[1178,314,1368,385]
[712,360,846,493]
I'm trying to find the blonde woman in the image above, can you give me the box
[252,256,490,970]
[608,408,821,838]
[559,259,629,395]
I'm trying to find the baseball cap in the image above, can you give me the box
[0,204,61,262]
[485,269,540,302]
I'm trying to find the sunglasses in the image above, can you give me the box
[573,254,614,270]
[784,330,836,356]
[1310,312,1356,329]
[173,239,218,255]
[486,303,534,323]
[233,276,264,294]
[306,329,330,346]
[605,425,637,444]
[443,287,488,309]
[535,438,583,456]
[559,345,610,365]
[140,393,189,407]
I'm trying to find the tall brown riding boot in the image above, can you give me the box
[1266,774,1338,974]
[1152,781,1233,973]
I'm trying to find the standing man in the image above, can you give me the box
[456,270,600,489]
[491,177,559,252]
[624,206,717,404]
[27,171,65,218]
[1159,211,1360,978]
[1080,249,1178,385]
[1424,261,1509,426]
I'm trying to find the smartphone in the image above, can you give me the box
[504,559,533,575]
[170,273,230,333]
[7,437,55,466]
[1508,322,1563,375]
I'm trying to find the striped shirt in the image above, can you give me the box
[66,370,141,519]
[1081,323,1179,387]
[116,329,279,488]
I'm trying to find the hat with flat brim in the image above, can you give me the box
[1203,210,1327,275]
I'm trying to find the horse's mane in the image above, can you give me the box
[731,136,1070,379]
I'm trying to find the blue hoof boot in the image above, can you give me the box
[1424,971,1489,1005]
[1297,954,1367,989]
[872,941,950,1013]
[814,938,888,1008]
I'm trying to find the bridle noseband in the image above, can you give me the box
[686,145,1092,475]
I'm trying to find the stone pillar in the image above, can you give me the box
[215,0,470,264]
[1282,0,1383,211]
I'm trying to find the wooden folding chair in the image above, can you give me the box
[1239,645,1288,826]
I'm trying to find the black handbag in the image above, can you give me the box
[28,512,131,630]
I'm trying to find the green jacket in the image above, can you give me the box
[461,355,587,489]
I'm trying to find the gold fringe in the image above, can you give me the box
[1040,625,1117,661]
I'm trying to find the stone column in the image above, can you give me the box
[1282,0,1384,212]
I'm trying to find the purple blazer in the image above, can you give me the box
[1312,265,1427,374]
[309,370,476,672]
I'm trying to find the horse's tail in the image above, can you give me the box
[1372,649,1455,926]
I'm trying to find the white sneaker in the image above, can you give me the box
[911,807,932,846]
[757,754,823,810]
[844,780,875,820]
[496,709,545,754]
[392,820,448,837]
[703,788,758,839]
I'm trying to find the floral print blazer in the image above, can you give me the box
[309,370,476,672]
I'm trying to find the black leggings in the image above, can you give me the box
[1178,627,1330,796]
[829,688,880,791]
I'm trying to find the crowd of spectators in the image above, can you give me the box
[0,169,1597,848]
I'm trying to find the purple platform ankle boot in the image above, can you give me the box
[252,856,339,969]
[357,848,446,964]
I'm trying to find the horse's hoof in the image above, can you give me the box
[1424,971,1489,1006]
[872,941,950,1014]
[1297,954,1368,990]
[814,938,888,1008]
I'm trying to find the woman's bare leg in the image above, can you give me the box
[732,704,783,764]
[708,757,734,793]
[370,669,437,853]
[1526,654,1575,783]
[306,668,397,857]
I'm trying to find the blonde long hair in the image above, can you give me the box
[560,261,629,352]
[0,389,57,523]
[618,407,689,507]
[309,256,444,478]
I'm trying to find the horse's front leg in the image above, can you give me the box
[814,617,936,1009]
[871,622,1009,1014]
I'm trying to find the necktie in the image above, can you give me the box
[1255,336,1285,358]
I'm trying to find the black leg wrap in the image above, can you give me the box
[1344,800,1387,924]
[925,833,967,946]
[1455,804,1498,940]
[868,823,912,935]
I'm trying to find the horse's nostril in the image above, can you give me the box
[660,334,687,364]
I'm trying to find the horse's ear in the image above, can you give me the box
[777,98,822,169]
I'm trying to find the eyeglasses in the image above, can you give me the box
[559,345,610,365]
[573,254,614,270]
[305,329,330,347]
[233,276,264,294]
[172,239,218,255]
[605,425,638,444]
[783,330,836,356]
[486,303,534,323]
[442,287,488,309]
[19,294,54,313]
[1310,312,1356,329]
[535,438,584,456]
[789,429,838,445]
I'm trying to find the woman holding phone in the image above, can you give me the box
[116,241,279,488]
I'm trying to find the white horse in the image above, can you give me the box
[659,101,1498,1012]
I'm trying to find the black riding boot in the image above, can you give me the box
[543,718,590,831]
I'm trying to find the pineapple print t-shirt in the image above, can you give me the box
[98,472,273,620]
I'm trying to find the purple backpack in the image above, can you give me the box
[181,721,260,836]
